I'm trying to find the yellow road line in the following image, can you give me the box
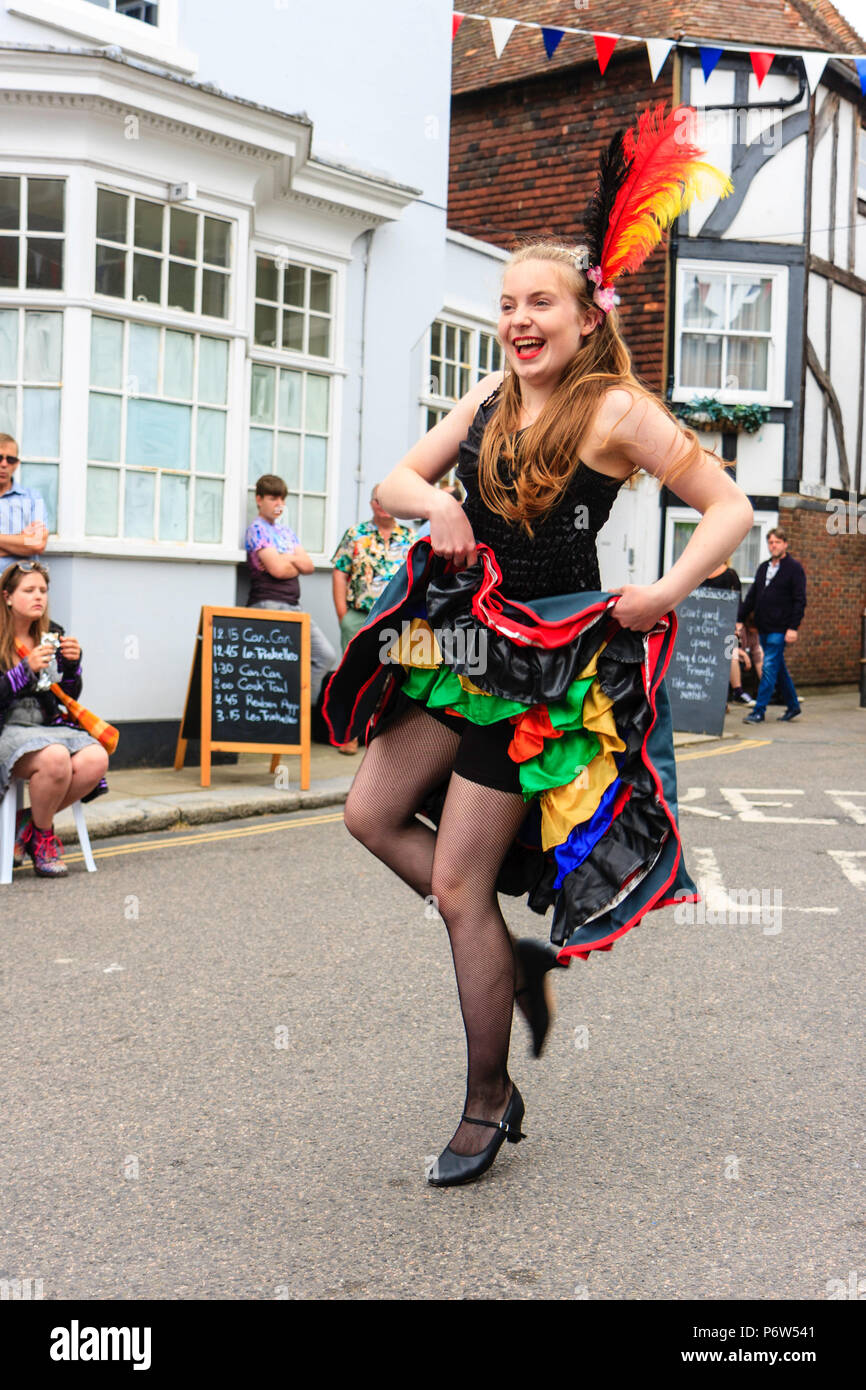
[53,810,346,867]
[677,738,771,761]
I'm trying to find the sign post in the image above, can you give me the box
[174,606,310,788]
[668,588,739,737]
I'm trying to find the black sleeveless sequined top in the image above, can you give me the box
[455,385,624,600]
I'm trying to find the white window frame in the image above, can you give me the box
[7,0,197,73]
[421,310,503,434]
[672,259,790,408]
[858,127,866,201]
[247,242,345,563]
[664,505,778,585]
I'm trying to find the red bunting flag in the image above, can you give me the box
[452,12,464,40]
[750,51,775,87]
[593,33,619,75]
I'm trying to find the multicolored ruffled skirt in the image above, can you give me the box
[323,539,699,961]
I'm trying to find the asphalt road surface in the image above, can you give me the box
[1,702,864,1301]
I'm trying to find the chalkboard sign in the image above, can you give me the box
[174,606,310,788]
[668,588,739,736]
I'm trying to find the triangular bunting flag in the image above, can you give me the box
[699,47,724,81]
[593,33,619,75]
[750,51,775,87]
[489,17,517,59]
[800,51,828,93]
[452,13,464,41]
[542,27,565,60]
[856,58,866,96]
[645,37,674,83]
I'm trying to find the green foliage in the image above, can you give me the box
[673,396,771,434]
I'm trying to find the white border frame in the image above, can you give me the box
[673,258,791,407]
[8,0,197,74]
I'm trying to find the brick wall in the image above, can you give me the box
[780,498,866,683]
[448,53,673,390]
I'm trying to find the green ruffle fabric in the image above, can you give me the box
[400,663,603,800]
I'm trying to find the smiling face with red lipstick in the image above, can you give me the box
[498,260,602,417]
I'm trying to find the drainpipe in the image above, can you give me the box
[354,228,374,524]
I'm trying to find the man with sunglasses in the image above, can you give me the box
[0,433,48,560]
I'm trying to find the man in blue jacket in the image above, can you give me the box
[738,528,807,724]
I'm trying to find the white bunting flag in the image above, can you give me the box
[800,51,829,92]
[645,37,674,83]
[489,16,517,59]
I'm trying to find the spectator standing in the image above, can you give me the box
[0,433,48,560]
[739,528,806,724]
[700,559,753,705]
[330,486,414,753]
[244,474,336,705]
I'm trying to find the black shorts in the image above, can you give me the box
[401,691,523,795]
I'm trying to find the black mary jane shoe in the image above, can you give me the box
[426,1083,526,1188]
[514,939,570,1058]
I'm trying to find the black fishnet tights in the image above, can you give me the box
[344,702,530,1157]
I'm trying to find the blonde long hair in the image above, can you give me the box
[479,242,714,536]
[0,562,50,672]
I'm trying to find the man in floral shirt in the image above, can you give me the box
[330,485,414,752]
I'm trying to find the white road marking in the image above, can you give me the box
[824,791,866,825]
[828,850,866,892]
[691,848,839,916]
[678,787,731,819]
[719,788,837,824]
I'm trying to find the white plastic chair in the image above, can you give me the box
[0,779,96,884]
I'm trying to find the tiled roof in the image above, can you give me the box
[452,1,866,95]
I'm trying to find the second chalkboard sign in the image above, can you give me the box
[175,606,311,787]
[668,588,739,736]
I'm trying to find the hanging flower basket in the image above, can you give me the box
[673,396,771,435]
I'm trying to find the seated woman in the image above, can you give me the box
[0,561,108,876]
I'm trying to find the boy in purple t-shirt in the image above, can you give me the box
[244,473,336,701]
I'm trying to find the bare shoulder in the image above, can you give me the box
[580,386,648,479]
[470,369,506,409]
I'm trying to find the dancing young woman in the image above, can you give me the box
[324,106,753,1187]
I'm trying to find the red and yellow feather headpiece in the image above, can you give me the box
[583,104,733,312]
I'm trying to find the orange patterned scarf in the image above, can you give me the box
[15,642,119,754]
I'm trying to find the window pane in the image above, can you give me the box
[203,217,230,268]
[0,310,18,380]
[256,256,278,301]
[96,189,127,243]
[27,179,64,234]
[167,260,195,312]
[133,253,161,304]
[254,303,278,348]
[309,270,331,312]
[159,472,189,541]
[681,334,722,389]
[194,478,223,542]
[88,392,122,462]
[681,272,725,329]
[124,470,155,539]
[0,238,18,289]
[169,208,197,259]
[23,387,60,456]
[729,277,772,333]
[201,269,227,319]
[0,385,15,434]
[95,243,125,298]
[90,316,123,389]
[284,492,298,535]
[306,374,329,433]
[308,315,330,358]
[20,462,58,531]
[731,525,762,580]
[285,265,305,307]
[430,321,442,359]
[134,199,163,253]
[196,408,225,474]
[86,466,119,536]
[672,521,698,564]
[250,364,275,424]
[278,371,302,429]
[445,325,456,359]
[128,322,159,396]
[164,330,194,399]
[0,177,20,230]
[24,312,62,382]
[303,435,327,493]
[198,337,228,405]
[26,239,63,290]
[276,432,300,490]
[248,428,272,482]
[282,311,304,352]
[727,337,768,392]
[300,494,325,553]
[127,399,191,471]
[444,362,455,398]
